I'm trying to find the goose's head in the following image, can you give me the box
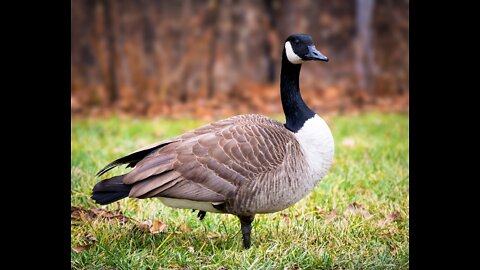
[284,34,328,64]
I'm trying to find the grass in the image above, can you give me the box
[71,112,409,269]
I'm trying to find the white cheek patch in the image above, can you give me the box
[285,41,304,64]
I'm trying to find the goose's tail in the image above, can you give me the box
[91,174,131,205]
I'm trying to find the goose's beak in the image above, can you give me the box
[305,46,328,62]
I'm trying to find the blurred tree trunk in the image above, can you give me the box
[179,0,192,103]
[117,0,134,111]
[355,0,376,96]
[264,0,280,83]
[102,0,119,105]
[206,0,219,98]
[140,0,158,112]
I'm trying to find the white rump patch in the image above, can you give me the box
[159,197,222,213]
[294,114,335,185]
[285,41,304,64]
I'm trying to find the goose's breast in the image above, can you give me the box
[294,114,335,188]
[232,115,334,215]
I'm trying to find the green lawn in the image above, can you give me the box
[71,113,409,269]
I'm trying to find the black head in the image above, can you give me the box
[284,34,328,64]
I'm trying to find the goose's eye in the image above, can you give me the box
[294,39,300,44]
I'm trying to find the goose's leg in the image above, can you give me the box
[197,210,206,220]
[238,215,255,249]
[192,210,207,220]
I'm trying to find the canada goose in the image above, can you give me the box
[92,33,334,249]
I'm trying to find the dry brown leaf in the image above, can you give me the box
[150,219,167,234]
[72,243,94,253]
[72,232,98,253]
[387,211,401,222]
[71,206,130,224]
[284,263,301,270]
[70,208,82,220]
[344,202,371,218]
[179,221,191,233]
[341,137,356,148]
[379,211,402,228]
[136,219,168,234]
[314,206,327,216]
[84,233,97,243]
[71,206,95,221]
[326,208,337,222]
[136,220,152,232]
[378,219,389,228]
[207,232,221,239]
[362,210,372,218]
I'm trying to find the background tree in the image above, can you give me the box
[71,0,409,117]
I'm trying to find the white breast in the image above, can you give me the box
[294,114,334,189]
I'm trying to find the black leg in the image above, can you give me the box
[238,215,255,249]
[192,209,206,220]
[197,210,206,220]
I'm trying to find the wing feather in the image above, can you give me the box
[98,115,297,206]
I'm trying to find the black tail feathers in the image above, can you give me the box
[91,174,131,205]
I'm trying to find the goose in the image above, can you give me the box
[92,33,334,249]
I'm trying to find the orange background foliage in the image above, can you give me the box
[71,0,409,118]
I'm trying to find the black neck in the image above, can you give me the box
[280,50,315,132]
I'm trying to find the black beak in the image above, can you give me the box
[304,46,329,62]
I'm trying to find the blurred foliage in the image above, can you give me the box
[71,0,408,117]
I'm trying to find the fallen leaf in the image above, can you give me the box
[341,137,356,147]
[284,264,301,270]
[179,221,191,233]
[84,233,97,243]
[314,206,327,216]
[71,206,94,221]
[349,202,362,210]
[344,202,371,218]
[136,220,152,232]
[387,211,401,222]
[72,232,98,253]
[326,208,337,222]
[207,232,221,238]
[362,211,372,218]
[378,219,388,228]
[201,257,212,264]
[71,206,130,224]
[72,243,94,253]
[91,208,114,218]
[150,219,167,234]
[379,211,402,228]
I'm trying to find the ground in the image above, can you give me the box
[71,112,409,269]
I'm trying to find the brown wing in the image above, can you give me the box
[124,114,296,203]
[95,139,178,177]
